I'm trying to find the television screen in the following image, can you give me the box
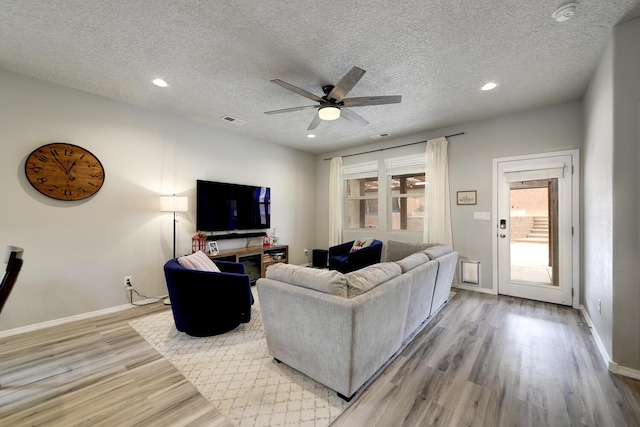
[196,180,270,232]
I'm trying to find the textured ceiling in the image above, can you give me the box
[2,1,640,154]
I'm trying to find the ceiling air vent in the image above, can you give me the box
[220,115,247,126]
[370,133,391,139]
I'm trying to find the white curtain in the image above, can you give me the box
[328,157,343,246]
[424,137,453,247]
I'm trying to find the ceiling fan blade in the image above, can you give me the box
[270,79,323,102]
[307,112,322,130]
[327,66,366,102]
[264,105,318,115]
[340,107,369,127]
[341,95,402,107]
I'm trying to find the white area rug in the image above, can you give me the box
[130,290,349,427]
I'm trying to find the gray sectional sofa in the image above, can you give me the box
[256,242,458,400]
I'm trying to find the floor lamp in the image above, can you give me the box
[160,195,189,259]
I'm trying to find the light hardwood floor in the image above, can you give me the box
[1,291,638,426]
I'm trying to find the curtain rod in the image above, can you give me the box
[322,132,465,161]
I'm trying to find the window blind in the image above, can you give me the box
[503,165,565,183]
[342,161,378,180]
[384,154,425,176]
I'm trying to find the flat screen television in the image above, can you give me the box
[196,180,270,232]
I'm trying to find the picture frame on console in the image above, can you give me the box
[208,241,219,255]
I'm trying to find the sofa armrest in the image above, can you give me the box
[214,260,245,274]
[329,240,353,257]
[430,251,458,316]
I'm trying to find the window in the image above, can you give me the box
[390,173,425,231]
[346,178,378,229]
[343,161,378,230]
[386,154,426,232]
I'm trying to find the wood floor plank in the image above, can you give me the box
[333,290,640,427]
[1,290,638,426]
[0,302,226,427]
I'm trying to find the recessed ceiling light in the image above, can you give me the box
[552,3,578,22]
[481,82,498,91]
[307,134,316,138]
[152,78,168,88]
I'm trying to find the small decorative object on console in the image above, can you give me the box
[263,234,271,247]
[192,231,207,253]
[270,228,280,245]
[207,240,219,255]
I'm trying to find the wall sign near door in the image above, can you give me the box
[457,190,477,205]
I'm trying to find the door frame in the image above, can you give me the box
[491,149,580,308]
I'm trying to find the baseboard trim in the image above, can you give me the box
[579,304,640,380]
[608,361,640,380]
[0,299,158,338]
[579,304,611,368]
[608,362,640,380]
[453,283,497,294]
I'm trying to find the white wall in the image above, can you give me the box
[583,35,614,359]
[0,69,316,332]
[610,19,640,370]
[583,17,640,372]
[316,101,583,291]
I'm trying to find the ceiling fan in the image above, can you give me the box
[264,66,402,130]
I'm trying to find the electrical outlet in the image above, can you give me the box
[303,249,308,256]
[124,276,132,288]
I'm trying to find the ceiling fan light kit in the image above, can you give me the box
[265,66,402,130]
[318,106,340,121]
[552,3,579,22]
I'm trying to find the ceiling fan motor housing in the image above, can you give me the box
[322,85,335,95]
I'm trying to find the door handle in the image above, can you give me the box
[500,234,506,238]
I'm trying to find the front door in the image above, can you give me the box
[493,150,579,306]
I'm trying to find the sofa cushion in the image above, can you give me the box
[395,252,430,273]
[345,262,402,298]
[177,251,221,272]
[350,238,374,252]
[422,244,453,260]
[386,240,439,262]
[266,263,348,298]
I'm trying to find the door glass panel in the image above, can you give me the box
[509,179,558,286]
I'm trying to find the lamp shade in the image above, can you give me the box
[318,106,340,121]
[160,196,188,212]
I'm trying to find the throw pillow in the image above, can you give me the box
[177,250,221,272]
[350,238,374,252]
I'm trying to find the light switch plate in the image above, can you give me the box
[474,212,491,221]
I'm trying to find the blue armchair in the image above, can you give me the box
[163,258,253,337]
[328,239,383,273]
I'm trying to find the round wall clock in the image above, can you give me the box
[25,142,105,201]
